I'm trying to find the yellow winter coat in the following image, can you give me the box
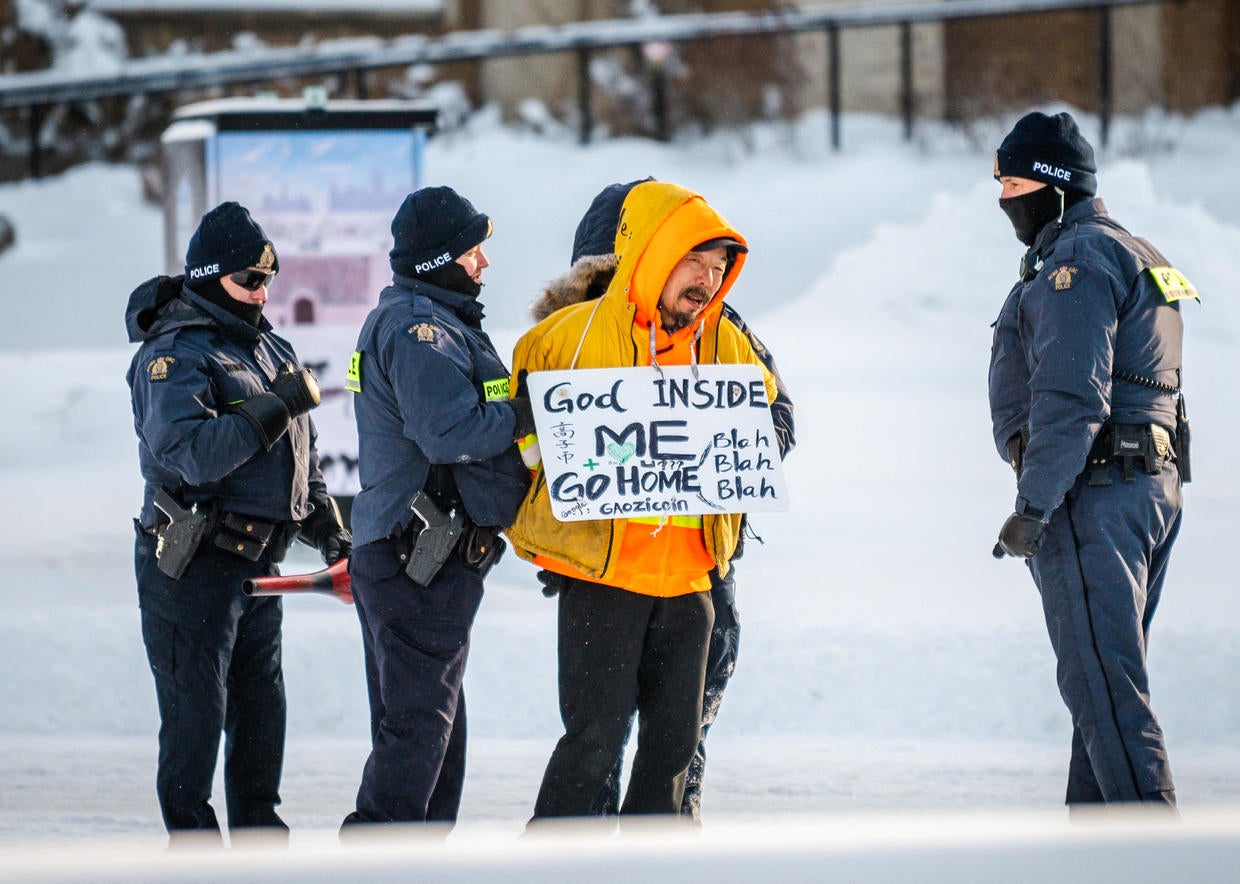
[506,180,776,596]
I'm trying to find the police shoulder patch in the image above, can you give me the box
[1148,266,1201,304]
[146,355,177,381]
[1048,265,1079,291]
[407,322,441,343]
[345,350,363,393]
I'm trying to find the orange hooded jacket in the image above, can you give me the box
[506,181,776,597]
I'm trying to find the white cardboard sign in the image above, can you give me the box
[527,365,789,522]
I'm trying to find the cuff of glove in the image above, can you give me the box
[235,393,292,451]
[1014,497,1048,522]
[509,397,537,440]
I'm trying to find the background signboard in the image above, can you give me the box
[161,99,437,501]
[527,364,788,523]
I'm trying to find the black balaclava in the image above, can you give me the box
[1000,185,1062,247]
[195,277,265,327]
[994,111,1097,245]
[419,260,483,299]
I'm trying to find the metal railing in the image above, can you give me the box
[0,0,1178,176]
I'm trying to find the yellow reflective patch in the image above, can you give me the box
[629,515,703,529]
[483,377,510,401]
[1149,266,1200,303]
[345,351,362,394]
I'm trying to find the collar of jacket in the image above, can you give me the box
[530,253,618,323]
[392,272,486,325]
[1031,196,1107,254]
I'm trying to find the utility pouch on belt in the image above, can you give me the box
[153,488,211,580]
[1086,424,1173,486]
[212,512,278,562]
[460,524,506,579]
[402,491,466,586]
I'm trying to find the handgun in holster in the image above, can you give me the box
[152,487,212,580]
[403,491,466,586]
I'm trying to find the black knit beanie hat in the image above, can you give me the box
[571,179,648,264]
[184,202,278,286]
[570,177,746,268]
[994,111,1098,196]
[389,186,492,278]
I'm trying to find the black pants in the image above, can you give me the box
[1029,463,1181,806]
[342,539,483,828]
[533,578,713,819]
[594,566,739,819]
[135,529,287,837]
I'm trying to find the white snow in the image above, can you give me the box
[1,105,1238,878]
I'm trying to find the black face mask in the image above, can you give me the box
[418,261,482,299]
[190,278,265,327]
[999,186,1064,246]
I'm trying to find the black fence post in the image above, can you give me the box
[1097,6,1112,148]
[827,23,841,151]
[900,21,914,141]
[29,104,43,179]
[577,47,593,146]
[651,65,669,142]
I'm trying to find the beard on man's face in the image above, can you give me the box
[660,285,712,333]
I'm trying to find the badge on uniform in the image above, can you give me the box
[147,355,177,381]
[407,322,440,343]
[1049,266,1079,291]
[257,243,276,272]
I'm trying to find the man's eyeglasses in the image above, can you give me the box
[229,270,276,291]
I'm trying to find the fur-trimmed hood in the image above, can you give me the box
[528,253,618,323]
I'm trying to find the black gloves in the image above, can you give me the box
[234,362,321,451]
[301,497,353,565]
[509,369,536,439]
[510,398,536,440]
[271,362,321,417]
[536,569,568,598]
[992,512,1047,559]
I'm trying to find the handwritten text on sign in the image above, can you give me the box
[527,365,789,522]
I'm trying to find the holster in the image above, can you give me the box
[153,488,213,580]
[155,515,211,580]
[401,491,466,586]
[1006,427,1030,479]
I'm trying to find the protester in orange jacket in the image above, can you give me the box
[508,180,775,820]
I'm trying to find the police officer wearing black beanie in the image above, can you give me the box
[988,111,1199,810]
[341,186,531,831]
[125,201,351,842]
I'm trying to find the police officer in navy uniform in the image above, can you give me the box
[341,187,531,831]
[126,202,351,841]
[989,112,1197,809]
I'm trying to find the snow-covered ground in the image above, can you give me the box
[1,107,1238,878]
